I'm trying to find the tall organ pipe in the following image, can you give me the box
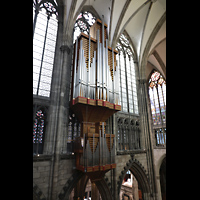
[112,48,115,104]
[97,29,100,100]
[73,39,78,99]
[102,16,105,100]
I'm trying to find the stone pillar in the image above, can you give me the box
[138,78,158,200]
[50,40,73,200]
[42,4,75,198]
[132,177,139,200]
[155,175,162,200]
[43,4,64,155]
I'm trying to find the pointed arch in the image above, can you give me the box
[156,154,166,175]
[64,3,100,44]
[58,170,113,200]
[148,70,166,135]
[117,157,151,198]
[33,0,59,97]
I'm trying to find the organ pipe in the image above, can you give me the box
[72,19,121,175]
[72,19,120,105]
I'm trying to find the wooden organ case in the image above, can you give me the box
[71,19,121,180]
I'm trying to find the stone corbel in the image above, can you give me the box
[60,45,71,54]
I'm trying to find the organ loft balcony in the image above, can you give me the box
[70,18,121,179]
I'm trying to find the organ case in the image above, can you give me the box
[71,18,121,176]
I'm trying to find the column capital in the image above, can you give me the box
[138,79,147,84]
[60,45,71,54]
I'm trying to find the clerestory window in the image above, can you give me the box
[148,70,166,126]
[148,70,166,146]
[116,33,138,114]
[33,0,58,97]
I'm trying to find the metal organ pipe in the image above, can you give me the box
[92,59,95,98]
[73,39,78,99]
[115,59,119,104]
[112,48,115,104]
[99,43,102,99]
[72,19,120,105]
[102,16,105,100]
[88,33,91,98]
[105,39,108,101]
[81,48,84,97]
[97,29,100,100]
[78,40,83,97]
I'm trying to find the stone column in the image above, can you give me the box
[132,177,139,200]
[138,78,158,200]
[43,4,64,155]
[42,4,74,198]
[155,175,162,200]
[50,40,73,200]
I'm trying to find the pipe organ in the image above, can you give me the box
[71,18,121,179]
[72,19,120,104]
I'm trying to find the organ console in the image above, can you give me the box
[71,18,121,180]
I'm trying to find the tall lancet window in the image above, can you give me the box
[149,71,166,125]
[148,70,166,146]
[116,33,138,114]
[33,0,58,97]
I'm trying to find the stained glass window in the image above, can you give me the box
[148,70,166,146]
[67,113,81,153]
[33,0,58,97]
[73,11,96,43]
[33,109,46,154]
[33,110,44,144]
[149,70,166,126]
[116,33,138,114]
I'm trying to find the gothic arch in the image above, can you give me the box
[156,154,166,175]
[159,156,166,200]
[58,170,113,200]
[147,69,165,84]
[64,3,101,44]
[117,156,150,199]
[58,170,84,200]
[33,182,46,200]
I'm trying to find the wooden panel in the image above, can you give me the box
[108,48,118,81]
[82,37,89,69]
[90,18,107,44]
[88,136,99,153]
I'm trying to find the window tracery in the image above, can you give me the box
[33,0,58,97]
[116,33,138,114]
[117,118,140,151]
[73,11,96,43]
[33,110,44,144]
[148,70,166,126]
[148,70,166,146]
[67,113,81,153]
[33,107,47,155]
